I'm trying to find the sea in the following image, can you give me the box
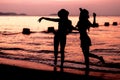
[0,16,120,73]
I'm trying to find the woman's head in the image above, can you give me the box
[79,8,89,19]
[78,8,90,31]
[58,9,69,18]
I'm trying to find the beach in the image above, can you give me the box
[0,16,120,80]
[0,57,119,80]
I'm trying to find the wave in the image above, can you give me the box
[0,51,120,74]
[91,48,120,54]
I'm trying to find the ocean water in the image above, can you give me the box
[0,16,120,73]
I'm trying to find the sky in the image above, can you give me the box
[0,0,120,16]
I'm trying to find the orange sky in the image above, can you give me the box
[0,0,120,16]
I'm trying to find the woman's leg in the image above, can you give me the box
[60,36,66,68]
[82,46,90,73]
[89,52,105,64]
[54,35,59,66]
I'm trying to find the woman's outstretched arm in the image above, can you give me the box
[38,17,59,23]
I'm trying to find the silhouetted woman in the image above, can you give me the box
[76,8,105,75]
[38,9,73,70]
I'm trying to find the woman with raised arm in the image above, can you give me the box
[76,8,105,75]
[38,9,73,71]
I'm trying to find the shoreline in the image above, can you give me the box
[0,58,120,80]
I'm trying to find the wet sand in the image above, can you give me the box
[0,58,120,80]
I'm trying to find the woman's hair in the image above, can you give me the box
[58,9,69,18]
[78,8,90,31]
[79,8,89,20]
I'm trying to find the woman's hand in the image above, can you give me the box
[93,13,96,17]
[38,17,44,23]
